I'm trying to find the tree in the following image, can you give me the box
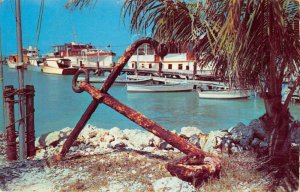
[67,0,300,189]
[123,0,300,189]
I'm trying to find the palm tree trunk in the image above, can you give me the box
[263,94,291,167]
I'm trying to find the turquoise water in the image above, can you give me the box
[1,65,299,136]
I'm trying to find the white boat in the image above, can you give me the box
[7,53,29,69]
[26,46,45,72]
[42,59,78,75]
[44,42,115,68]
[7,46,43,71]
[198,89,251,99]
[77,76,153,85]
[127,83,194,92]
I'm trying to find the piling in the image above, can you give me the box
[4,85,17,161]
[96,61,100,71]
[134,61,138,75]
[26,85,35,157]
[158,62,162,77]
[193,62,196,80]
[95,61,103,76]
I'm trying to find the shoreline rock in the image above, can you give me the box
[0,119,299,191]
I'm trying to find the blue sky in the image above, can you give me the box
[0,0,138,56]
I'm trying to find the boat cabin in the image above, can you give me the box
[52,42,95,57]
[46,42,116,68]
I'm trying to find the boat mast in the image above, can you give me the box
[15,0,26,160]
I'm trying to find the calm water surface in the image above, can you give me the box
[1,65,299,136]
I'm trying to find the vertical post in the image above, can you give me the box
[96,61,100,71]
[15,0,26,160]
[4,86,17,161]
[136,46,139,75]
[26,85,35,157]
[134,61,138,75]
[158,62,162,77]
[193,62,196,80]
[96,61,100,76]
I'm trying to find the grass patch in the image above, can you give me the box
[48,150,273,191]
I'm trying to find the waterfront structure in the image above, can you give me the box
[127,42,214,78]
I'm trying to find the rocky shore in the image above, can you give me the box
[0,118,299,191]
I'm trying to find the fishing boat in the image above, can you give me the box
[127,82,194,92]
[26,46,45,72]
[7,46,43,71]
[7,48,30,69]
[42,58,78,75]
[197,89,251,99]
[77,76,153,85]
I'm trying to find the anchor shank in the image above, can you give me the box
[60,99,100,157]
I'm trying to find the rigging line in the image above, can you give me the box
[35,0,44,49]
[10,0,16,18]
[69,12,78,42]
[0,27,6,130]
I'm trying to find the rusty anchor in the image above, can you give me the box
[57,38,221,185]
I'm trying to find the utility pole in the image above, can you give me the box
[15,0,26,160]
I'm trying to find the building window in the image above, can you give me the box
[132,63,135,68]
[178,64,183,70]
[142,64,145,68]
[186,65,190,70]
[149,63,152,68]
[168,64,172,69]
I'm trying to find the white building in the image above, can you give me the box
[127,43,213,76]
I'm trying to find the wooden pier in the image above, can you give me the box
[88,66,217,81]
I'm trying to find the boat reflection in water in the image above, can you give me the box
[127,82,194,92]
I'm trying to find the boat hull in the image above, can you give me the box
[127,83,194,92]
[77,76,153,85]
[198,90,250,99]
[42,66,78,75]
[7,61,16,69]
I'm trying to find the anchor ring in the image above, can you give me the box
[72,68,90,93]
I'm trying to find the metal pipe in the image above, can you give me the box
[15,0,26,160]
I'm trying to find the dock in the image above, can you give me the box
[126,75,225,88]
[89,66,218,81]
